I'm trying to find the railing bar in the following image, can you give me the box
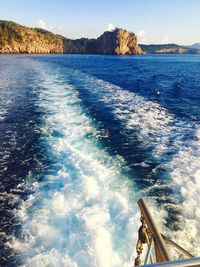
[138,199,171,262]
[144,237,154,265]
[161,234,194,258]
[150,253,153,264]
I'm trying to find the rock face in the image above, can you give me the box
[0,20,142,55]
[96,28,142,55]
[1,20,200,55]
[63,28,142,55]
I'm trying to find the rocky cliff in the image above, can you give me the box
[1,20,199,55]
[91,28,142,54]
[0,21,65,53]
[0,20,141,55]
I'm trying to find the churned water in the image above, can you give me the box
[0,54,200,266]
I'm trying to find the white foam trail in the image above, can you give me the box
[10,62,200,264]
[164,128,200,255]
[60,69,200,255]
[69,70,178,159]
[10,65,148,267]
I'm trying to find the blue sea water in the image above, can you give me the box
[0,54,200,266]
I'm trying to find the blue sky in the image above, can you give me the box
[1,0,200,45]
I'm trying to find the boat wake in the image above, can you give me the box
[64,68,200,256]
[10,65,143,267]
[7,60,200,265]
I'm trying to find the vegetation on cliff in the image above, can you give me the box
[0,20,199,55]
[0,20,141,55]
[0,20,64,53]
[140,43,200,54]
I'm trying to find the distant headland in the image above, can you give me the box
[0,20,199,55]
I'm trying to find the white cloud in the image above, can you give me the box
[38,19,47,30]
[137,29,170,44]
[106,23,115,32]
[37,19,63,35]
[137,30,148,43]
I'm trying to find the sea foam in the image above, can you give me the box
[11,65,144,267]
[10,61,200,266]
[57,68,200,256]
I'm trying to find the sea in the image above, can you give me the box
[0,54,200,267]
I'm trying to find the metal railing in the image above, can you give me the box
[134,199,198,266]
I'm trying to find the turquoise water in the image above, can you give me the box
[0,54,200,266]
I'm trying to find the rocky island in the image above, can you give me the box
[140,43,200,54]
[0,20,141,55]
[0,20,199,55]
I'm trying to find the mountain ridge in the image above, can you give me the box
[0,20,199,54]
[189,43,200,50]
[0,20,141,55]
[140,43,200,54]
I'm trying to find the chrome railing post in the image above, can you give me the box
[137,199,171,263]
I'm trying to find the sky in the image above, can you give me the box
[0,0,200,45]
